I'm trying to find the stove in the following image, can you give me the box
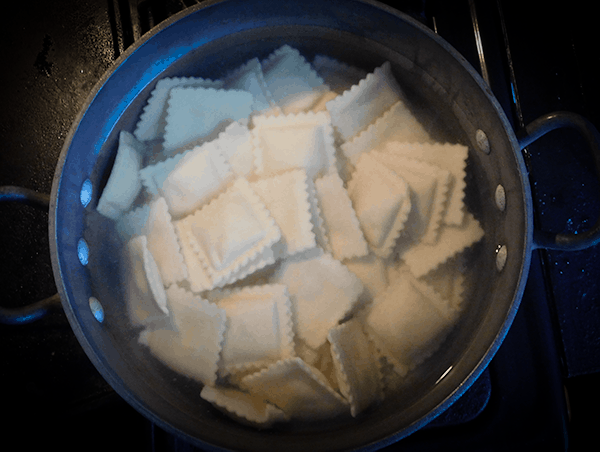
[1,1,598,450]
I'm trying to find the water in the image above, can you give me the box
[83,30,500,433]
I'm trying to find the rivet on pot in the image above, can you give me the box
[476,129,490,154]
[495,184,506,211]
[496,245,507,271]
[89,297,104,323]
[77,238,89,266]
[80,179,92,208]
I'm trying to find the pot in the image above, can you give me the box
[1,0,599,450]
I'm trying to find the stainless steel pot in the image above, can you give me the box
[1,1,599,450]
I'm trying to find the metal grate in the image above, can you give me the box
[109,0,205,57]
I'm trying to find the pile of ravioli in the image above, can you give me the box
[96,45,484,427]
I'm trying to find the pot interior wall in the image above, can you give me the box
[53,2,532,450]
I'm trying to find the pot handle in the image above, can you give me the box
[0,186,61,324]
[517,111,600,251]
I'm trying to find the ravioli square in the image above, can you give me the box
[202,198,266,269]
[250,169,316,259]
[342,253,389,302]
[213,120,255,178]
[139,285,226,386]
[125,235,168,326]
[221,246,278,288]
[142,197,188,286]
[163,86,253,151]
[214,284,295,373]
[384,141,469,226]
[370,151,451,246]
[97,131,145,220]
[174,219,213,292]
[314,171,369,261]
[200,385,287,427]
[240,357,349,420]
[341,99,432,167]
[365,270,454,371]
[326,61,404,142]
[183,178,281,287]
[160,140,234,218]
[261,45,326,114]
[347,153,411,258]
[402,212,484,278]
[253,111,336,180]
[134,76,223,142]
[139,152,187,197]
[175,220,277,292]
[270,250,364,349]
[328,319,384,417]
[223,57,274,113]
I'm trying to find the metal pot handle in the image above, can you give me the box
[0,186,61,324]
[517,111,600,251]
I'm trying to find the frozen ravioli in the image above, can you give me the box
[314,171,369,261]
[402,212,484,278]
[342,253,389,302]
[134,76,223,142]
[224,57,274,112]
[365,269,456,372]
[125,235,168,326]
[177,178,281,289]
[200,385,288,427]
[143,197,188,285]
[139,151,187,197]
[341,99,432,167]
[159,140,234,218]
[250,169,316,259]
[97,131,145,220]
[326,61,404,141]
[347,153,412,258]
[261,45,326,114]
[383,141,469,226]
[163,86,253,151]
[176,220,277,293]
[253,111,337,180]
[240,357,349,420]
[213,120,255,178]
[115,46,487,429]
[369,151,451,246]
[140,286,226,386]
[213,284,295,374]
[270,249,364,349]
[328,319,384,417]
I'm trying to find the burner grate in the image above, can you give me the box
[109,0,204,57]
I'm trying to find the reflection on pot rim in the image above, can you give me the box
[435,366,453,385]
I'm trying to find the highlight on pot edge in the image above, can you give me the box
[90,45,486,427]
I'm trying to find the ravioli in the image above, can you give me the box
[100,46,486,427]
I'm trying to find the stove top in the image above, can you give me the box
[1,1,598,450]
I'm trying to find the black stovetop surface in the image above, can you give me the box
[1,1,599,451]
